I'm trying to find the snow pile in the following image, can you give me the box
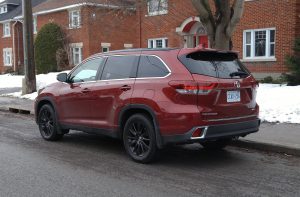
[0,71,70,100]
[0,74,23,88]
[257,84,300,124]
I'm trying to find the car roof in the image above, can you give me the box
[90,48,239,58]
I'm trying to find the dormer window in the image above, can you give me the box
[0,5,8,14]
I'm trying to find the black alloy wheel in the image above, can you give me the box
[38,104,63,141]
[123,114,157,163]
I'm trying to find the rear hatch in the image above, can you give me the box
[178,50,258,121]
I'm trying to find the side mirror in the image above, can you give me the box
[57,73,68,83]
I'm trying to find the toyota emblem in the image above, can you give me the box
[234,81,241,89]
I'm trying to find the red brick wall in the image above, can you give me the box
[140,0,198,48]
[233,0,297,74]
[296,0,300,38]
[36,6,138,63]
[37,9,89,58]
[82,6,138,56]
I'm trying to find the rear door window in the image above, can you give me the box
[101,55,139,80]
[138,56,170,78]
[179,51,249,78]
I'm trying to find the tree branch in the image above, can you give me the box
[226,0,245,37]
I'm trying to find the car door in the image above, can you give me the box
[58,57,105,126]
[88,55,139,130]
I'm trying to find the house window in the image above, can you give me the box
[33,16,37,34]
[3,22,10,37]
[148,38,168,48]
[69,10,81,28]
[0,5,7,14]
[147,0,168,16]
[102,47,109,53]
[101,42,111,53]
[243,28,276,60]
[3,48,12,66]
[70,43,83,65]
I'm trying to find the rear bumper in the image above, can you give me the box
[162,119,260,145]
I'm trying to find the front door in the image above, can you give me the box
[186,35,209,48]
[58,57,105,126]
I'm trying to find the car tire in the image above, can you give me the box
[123,114,158,163]
[200,139,232,150]
[38,104,64,141]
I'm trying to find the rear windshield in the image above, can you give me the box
[179,51,250,79]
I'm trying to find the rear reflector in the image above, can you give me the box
[192,128,203,138]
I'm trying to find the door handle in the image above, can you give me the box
[81,88,91,93]
[120,85,131,91]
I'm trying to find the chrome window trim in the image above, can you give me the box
[65,53,172,85]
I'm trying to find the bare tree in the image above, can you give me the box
[191,0,245,50]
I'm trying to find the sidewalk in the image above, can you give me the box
[0,96,299,156]
[0,96,34,114]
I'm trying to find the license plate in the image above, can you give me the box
[227,90,241,103]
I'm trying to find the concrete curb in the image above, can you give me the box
[231,139,300,157]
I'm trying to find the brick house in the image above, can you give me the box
[0,0,299,79]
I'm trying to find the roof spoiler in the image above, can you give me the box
[178,47,239,57]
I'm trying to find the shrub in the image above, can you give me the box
[285,38,300,86]
[34,23,66,74]
[56,48,69,71]
[260,76,274,83]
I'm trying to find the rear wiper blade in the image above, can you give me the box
[229,71,249,78]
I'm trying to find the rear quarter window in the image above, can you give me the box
[137,56,170,78]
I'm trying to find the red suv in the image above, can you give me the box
[35,48,260,163]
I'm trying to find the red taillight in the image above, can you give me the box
[169,81,218,95]
[198,83,218,95]
[169,81,198,95]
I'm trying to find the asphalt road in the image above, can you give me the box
[0,111,299,197]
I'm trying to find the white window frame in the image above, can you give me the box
[33,16,37,34]
[148,38,168,48]
[124,43,133,49]
[70,43,83,65]
[147,0,168,16]
[101,42,111,52]
[69,9,81,29]
[243,28,276,61]
[3,48,12,66]
[0,5,7,14]
[3,22,11,37]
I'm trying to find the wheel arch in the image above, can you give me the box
[35,97,59,123]
[118,104,163,149]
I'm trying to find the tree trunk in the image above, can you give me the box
[191,0,245,51]
[214,29,230,50]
